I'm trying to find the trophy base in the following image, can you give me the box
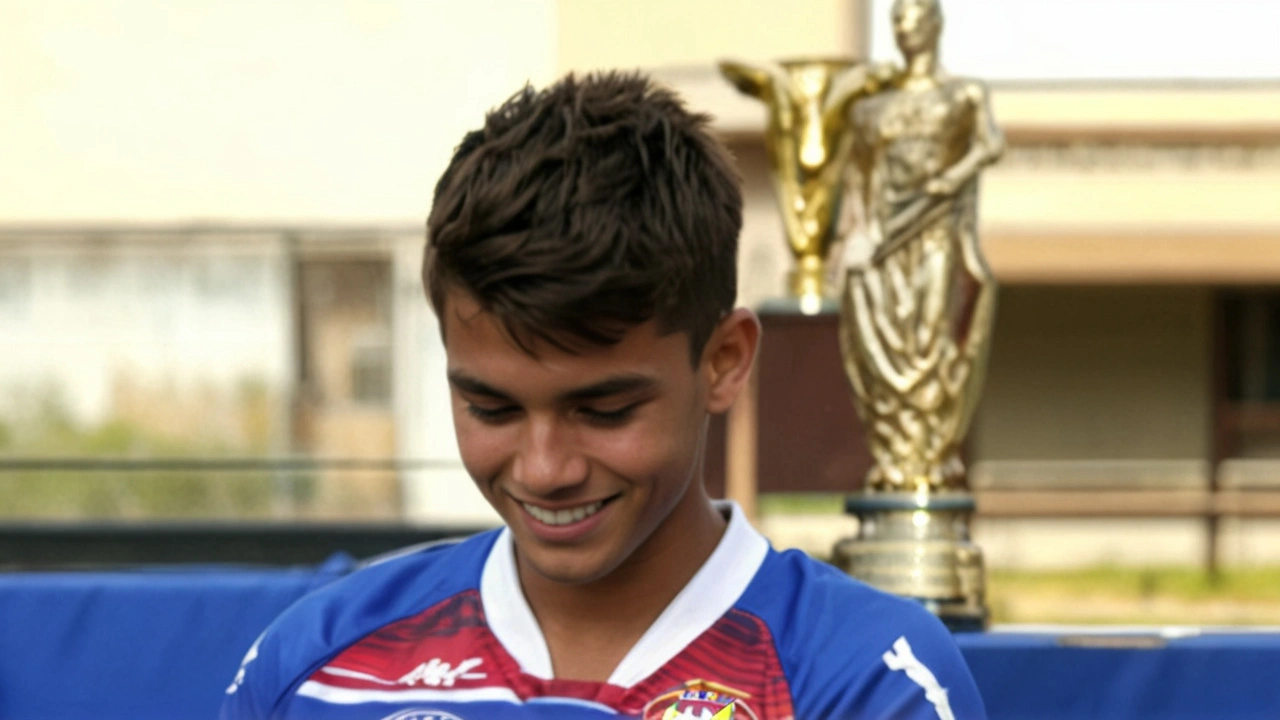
[757,295,840,316]
[833,491,988,633]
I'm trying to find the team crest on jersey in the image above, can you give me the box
[378,710,464,720]
[642,679,760,720]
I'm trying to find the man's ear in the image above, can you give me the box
[701,308,761,414]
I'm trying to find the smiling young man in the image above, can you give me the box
[221,72,986,720]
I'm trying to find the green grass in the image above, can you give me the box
[757,493,844,515]
[986,565,1280,625]
[758,496,1280,625]
[0,384,297,520]
[990,565,1280,603]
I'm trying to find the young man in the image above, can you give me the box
[221,72,986,720]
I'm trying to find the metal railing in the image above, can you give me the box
[0,457,491,568]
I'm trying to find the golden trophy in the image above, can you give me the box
[719,57,867,312]
[722,0,1002,630]
[831,0,1004,631]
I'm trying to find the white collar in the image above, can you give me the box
[479,500,770,687]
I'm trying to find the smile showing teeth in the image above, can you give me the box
[521,500,605,526]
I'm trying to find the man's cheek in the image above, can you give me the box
[457,432,508,483]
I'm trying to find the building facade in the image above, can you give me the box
[5,0,1280,566]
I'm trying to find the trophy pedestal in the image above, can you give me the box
[833,492,988,632]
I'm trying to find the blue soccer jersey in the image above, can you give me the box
[220,503,986,719]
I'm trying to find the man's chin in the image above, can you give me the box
[517,543,621,586]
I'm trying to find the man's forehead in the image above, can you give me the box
[441,287,684,360]
[444,327,674,404]
[445,297,596,362]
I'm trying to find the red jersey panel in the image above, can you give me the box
[309,590,793,718]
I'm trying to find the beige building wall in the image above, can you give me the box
[557,0,863,74]
[981,88,1280,284]
[0,0,556,223]
[972,286,1213,481]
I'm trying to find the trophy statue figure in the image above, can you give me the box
[719,57,868,310]
[840,0,1003,492]
[832,0,1004,630]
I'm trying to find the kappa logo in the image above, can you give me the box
[397,657,487,688]
[378,710,465,720]
[320,657,487,689]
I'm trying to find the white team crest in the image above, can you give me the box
[378,710,465,720]
[641,680,759,720]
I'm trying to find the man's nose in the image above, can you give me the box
[511,416,589,494]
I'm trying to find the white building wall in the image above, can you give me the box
[869,0,1280,80]
[2,0,559,524]
[0,234,292,448]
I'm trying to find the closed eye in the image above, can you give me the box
[579,402,642,426]
[465,404,520,423]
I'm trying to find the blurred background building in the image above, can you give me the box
[4,0,1280,572]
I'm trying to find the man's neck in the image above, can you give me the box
[517,492,729,682]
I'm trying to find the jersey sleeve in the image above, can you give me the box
[838,622,987,719]
[796,595,987,719]
[216,533,496,719]
[747,551,988,720]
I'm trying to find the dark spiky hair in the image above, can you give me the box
[423,71,743,363]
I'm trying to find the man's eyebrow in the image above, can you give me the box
[447,371,513,401]
[447,371,658,404]
[559,374,657,403]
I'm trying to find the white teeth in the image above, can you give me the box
[522,500,604,526]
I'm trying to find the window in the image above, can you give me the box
[1223,292,1280,403]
